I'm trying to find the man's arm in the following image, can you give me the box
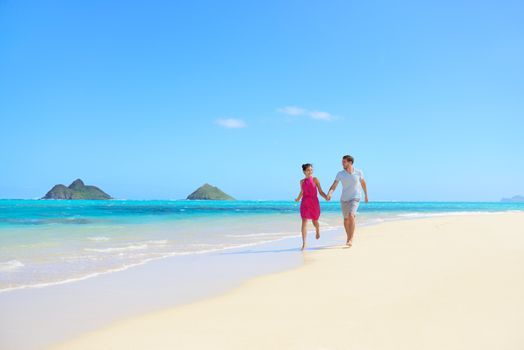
[360,178,368,203]
[326,180,338,201]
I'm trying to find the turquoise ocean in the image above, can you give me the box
[1,200,523,292]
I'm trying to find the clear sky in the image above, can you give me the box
[1,0,523,200]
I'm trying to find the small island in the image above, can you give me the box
[501,195,524,203]
[187,183,235,200]
[42,179,112,200]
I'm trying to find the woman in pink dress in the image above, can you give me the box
[295,163,328,250]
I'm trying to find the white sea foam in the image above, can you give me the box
[0,260,24,272]
[225,231,293,238]
[84,240,168,253]
[85,244,149,253]
[225,225,341,238]
[146,240,168,244]
[87,236,110,241]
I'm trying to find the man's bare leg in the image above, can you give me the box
[343,215,356,247]
[301,219,308,250]
[313,220,320,239]
[343,217,350,245]
[347,214,356,246]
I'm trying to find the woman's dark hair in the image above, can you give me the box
[302,163,313,171]
[342,155,354,164]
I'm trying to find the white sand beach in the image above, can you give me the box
[52,213,524,350]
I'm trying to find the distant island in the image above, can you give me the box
[187,184,234,200]
[501,195,524,203]
[42,179,112,200]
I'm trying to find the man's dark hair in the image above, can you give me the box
[302,163,313,171]
[342,155,354,164]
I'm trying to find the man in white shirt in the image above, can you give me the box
[327,155,368,247]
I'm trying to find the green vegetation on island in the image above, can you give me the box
[42,179,112,200]
[187,183,235,200]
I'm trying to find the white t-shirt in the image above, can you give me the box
[335,169,364,201]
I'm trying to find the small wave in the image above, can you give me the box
[84,240,167,253]
[177,237,299,255]
[87,236,110,241]
[0,260,24,272]
[146,240,168,244]
[225,231,292,238]
[85,244,149,253]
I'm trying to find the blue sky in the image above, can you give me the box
[1,0,522,200]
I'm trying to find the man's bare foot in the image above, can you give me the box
[315,230,320,240]
[301,244,306,251]
[346,240,353,247]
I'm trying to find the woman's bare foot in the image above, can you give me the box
[346,240,353,247]
[301,243,306,251]
[315,229,320,240]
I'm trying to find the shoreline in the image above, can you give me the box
[2,209,516,294]
[0,234,307,295]
[51,212,524,350]
[1,221,345,350]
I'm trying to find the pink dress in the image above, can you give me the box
[300,177,321,220]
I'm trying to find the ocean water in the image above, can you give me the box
[0,199,522,292]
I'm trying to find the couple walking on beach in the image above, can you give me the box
[295,155,368,250]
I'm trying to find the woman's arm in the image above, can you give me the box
[314,178,328,200]
[295,180,304,202]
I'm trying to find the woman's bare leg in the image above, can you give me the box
[313,220,320,239]
[301,219,308,250]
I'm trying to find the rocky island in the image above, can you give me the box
[42,179,112,200]
[501,195,524,202]
[187,183,234,200]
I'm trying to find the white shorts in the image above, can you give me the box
[341,199,360,218]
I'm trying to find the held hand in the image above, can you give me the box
[326,194,332,201]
